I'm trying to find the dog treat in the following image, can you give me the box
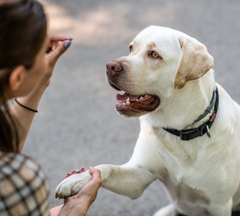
[63,168,85,180]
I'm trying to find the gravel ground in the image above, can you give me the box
[22,0,240,215]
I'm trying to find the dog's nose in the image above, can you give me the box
[106,60,123,73]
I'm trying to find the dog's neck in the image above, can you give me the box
[141,69,216,131]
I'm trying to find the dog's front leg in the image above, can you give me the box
[55,162,157,199]
[96,162,158,199]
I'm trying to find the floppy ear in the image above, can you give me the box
[174,37,214,90]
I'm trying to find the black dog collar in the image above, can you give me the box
[163,87,219,141]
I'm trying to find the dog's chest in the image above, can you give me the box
[149,127,220,195]
[152,131,210,181]
[161,168,212,215]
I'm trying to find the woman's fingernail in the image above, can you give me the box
[90,166,94,168]
[64,40,71,48]
[67,36,73,40]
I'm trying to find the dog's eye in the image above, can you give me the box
[129,45,133,53]
[151,52,159,58]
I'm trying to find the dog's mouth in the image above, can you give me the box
[108,79,160,117]
[115,92,160,117]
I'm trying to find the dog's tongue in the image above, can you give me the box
[116,93,140,103]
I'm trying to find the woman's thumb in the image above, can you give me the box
[50,40,72,62]
[89,167,102,181]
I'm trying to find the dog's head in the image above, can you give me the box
[106,26,214,118]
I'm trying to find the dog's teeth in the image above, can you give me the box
[140,96,143,100]
[145,95,148,97]
[126,98,131,105]
[136,99,139,101]
[123,103,126,105]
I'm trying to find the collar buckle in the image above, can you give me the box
[180,130,192,140]
[179,125,205,141]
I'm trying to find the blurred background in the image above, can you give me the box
[22,0,240,215]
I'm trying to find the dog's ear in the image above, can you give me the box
[174,37,214,90]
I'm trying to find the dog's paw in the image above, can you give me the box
[55,170,92,199]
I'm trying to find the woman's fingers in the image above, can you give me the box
[48,34,72,42]
[57,168,101,216]
[46,37,72,67]
[77,167,102,198]
[46,34,73,57]
[48,40,72,64]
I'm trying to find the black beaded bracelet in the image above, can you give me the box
[15,98,38,113]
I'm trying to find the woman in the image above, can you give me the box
[0,0,102,215]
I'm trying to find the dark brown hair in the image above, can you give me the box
[0,0,47,152]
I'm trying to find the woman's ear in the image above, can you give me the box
[8,65,26,92]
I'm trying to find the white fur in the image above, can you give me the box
[55,26,240,216]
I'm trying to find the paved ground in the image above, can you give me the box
[23,0,240,215]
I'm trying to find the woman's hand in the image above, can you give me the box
[43,34,72,89]
[52,167,102,216]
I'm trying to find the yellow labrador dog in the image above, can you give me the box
[55,26,240,216]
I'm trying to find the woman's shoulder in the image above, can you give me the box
[0,152,50,216]
[0,152,48,186]
[0,152,41,173]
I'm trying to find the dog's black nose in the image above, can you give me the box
[106,60,123,73]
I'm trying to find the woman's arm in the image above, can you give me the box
[10,35,72,151]
[50,205,63,216]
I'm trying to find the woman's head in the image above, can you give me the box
[0,0,48,96]
[0,0,48,152]
[0,0,47,70]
